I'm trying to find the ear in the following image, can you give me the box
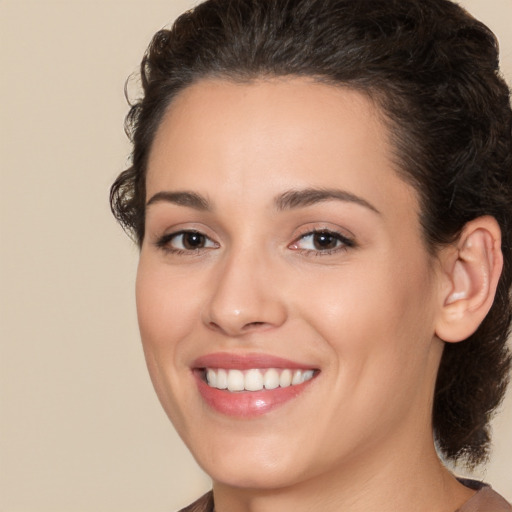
[435,216,503,343]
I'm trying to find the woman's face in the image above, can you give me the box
[137,78,446,490]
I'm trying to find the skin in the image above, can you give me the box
[136,78,476,511]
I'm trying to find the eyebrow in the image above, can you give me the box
[274,188,380,214]
[145,187,380,214]
[146,191,211,211]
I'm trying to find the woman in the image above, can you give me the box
[110,0,512,510]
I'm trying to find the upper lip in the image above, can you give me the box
[192,352,317,370]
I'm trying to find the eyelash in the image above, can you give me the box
[154,228,355,256]
[155,230,218,255]
[289,229,355,256]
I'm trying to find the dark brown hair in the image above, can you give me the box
[110,0,512,466]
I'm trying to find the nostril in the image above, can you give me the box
[208,321,221,331]
[206,319,269,336]
[242,321,266,330]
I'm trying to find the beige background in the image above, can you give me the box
[0,1,511,510]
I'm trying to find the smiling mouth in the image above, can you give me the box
[202,368,318,392]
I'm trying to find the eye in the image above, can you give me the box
[290,230,354,253]
[156,230,218,253]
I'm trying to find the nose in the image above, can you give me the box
[201,248,287,337]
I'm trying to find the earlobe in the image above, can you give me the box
[435,216,503,343]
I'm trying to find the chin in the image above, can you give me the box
[186,427,309,490]
[204,456,305,490]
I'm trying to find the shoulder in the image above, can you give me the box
[457,480,511,512]
[177,491,214,512]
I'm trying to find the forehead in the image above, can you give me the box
[146,77,419,220]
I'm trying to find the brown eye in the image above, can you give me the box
[312,232,339,250]
[156,230,218,253]
[182,232,207,250]
[290,229,355,254]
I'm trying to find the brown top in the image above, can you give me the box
[178,481,511,512]
[455,480,511,512]
[179,492,213,512]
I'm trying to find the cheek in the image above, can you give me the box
[135,257,203,427]
[135,257,201,353]
[296,253,436,368]
[298,258,439,443]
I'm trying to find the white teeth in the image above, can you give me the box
[291,370,303,385]
[205,367,316,391]
[206,369,217,388]
[216,369,228,390]
[279,369,292,388]
[227,369,245,392]
[244,369,264,391]
[302,370,314,382]
[263,368,280,390]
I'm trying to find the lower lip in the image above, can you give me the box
[194,372,316,418]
